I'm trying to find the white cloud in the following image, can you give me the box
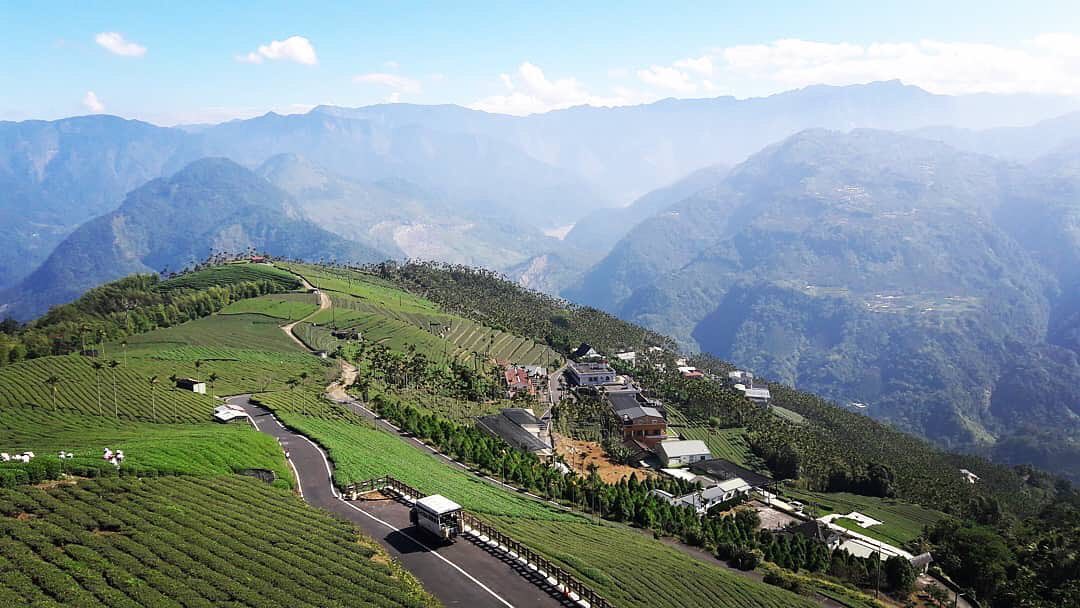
[471,62,644,115]
[383,60,400,70]
[713,35,1080,96]
[237,36,317,65]
[82,91,105,113]
[674,55,713,75]
[637,66,698,94]
[353,72,422,94]
[94,32,146,57]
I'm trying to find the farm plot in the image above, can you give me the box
[220,292,320,320]
[676,425,755,467]
[125,313,305,353]
[158,263,299,292]
[0,476,436,607]
[488,515,817,608]
[0,408,292,484]
[281,264,440,312]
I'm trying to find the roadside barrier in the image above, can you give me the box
[343,476,615,608]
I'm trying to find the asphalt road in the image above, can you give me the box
[228,395,570,608]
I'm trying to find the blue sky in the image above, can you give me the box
[3,1,1080,124]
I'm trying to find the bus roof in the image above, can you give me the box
[415,494,461,514]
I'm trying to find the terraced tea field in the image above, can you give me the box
[0,476,436,607]
[220,292,320,320]
[487,515,817,608]
[125,313,305,353]
[158,263,299,292]
[0,408,292,484]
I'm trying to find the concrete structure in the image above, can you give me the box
[213,404,251,423]
[667,478,752,514]
[678,366,704,379]
[566,360,616,386]
[656,440,712,467]
[614,351,637,366]
[175,378,206,394]
[570,343,601,360]
[475,408,553,456]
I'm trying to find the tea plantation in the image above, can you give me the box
[0,476,436,607]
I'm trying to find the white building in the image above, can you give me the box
[213,404,250,423]
[671,477,753,514]
[656,440,712,467]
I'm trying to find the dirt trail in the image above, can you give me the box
[279,272,331,351]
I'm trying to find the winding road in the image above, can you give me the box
[230,395,569,608]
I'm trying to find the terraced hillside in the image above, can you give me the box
[282,263,560,367]
[0,476,436,607]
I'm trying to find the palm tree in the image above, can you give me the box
[107,359,121,418]
[193,359,203,382]
[91,361,105,416]
[44,375,61,411]
[207,372,219,399]
[148,375,159,421]
[120,340,128,366]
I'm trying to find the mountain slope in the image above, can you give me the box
[0,115,192,288]
[2,158,383,318]
[567,129,1080,476]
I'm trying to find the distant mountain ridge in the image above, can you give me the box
[565,128,1080,479]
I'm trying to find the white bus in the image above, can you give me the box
[409,494,463,542]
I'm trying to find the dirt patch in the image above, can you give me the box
[33,477,82,490]
[552,433,655,484]
[752,501,802,531]
[13,512,36,521]
[354,489,392,501]
[327,360,358,402]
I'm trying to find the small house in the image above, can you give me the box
[673,478,752,514]
[614,351,637,366]
[570,343,601,360]
[175,378,206,394]
[503,365,536,398]
[678,366,704,379]
[566,360,617,386]
[656,440,711,467]
[788,520,844,551]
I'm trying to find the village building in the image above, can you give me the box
[503,365,537,398]
[740,386,772,405]
[570,343,602,360]
[658,477,754,514]
[175,378,206,394]
[475,408,553,456]
[606,389,667,446]
[614,351,637,366]
[788,520,844,551]
[656,439,712,467]
[689,458,777,493]
[566,360,617,386]
[331,328,361,340]
[678,366,705,379]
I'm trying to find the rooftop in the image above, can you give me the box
[501,408,540,426]
[690,458,773,487]
[415,494,461,514]
[476,412,552,453]
[657,440,711,458]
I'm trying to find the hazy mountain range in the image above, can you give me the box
[2,80,1079,477]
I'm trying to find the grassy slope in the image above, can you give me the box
[284,263,560,367]
[253,390,816,608]
[783,488,950,547]
[0,476,436,608]
[219,292,321,320]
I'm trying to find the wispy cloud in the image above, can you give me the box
[82,91,105,113]
[94,32,146,57]
[471,62,645,115]
[353,72,422,94]
[237,36,318,65]
[637,66,698,94]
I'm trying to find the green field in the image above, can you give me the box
[770,405,807,425]
[125,313,306,353]
[220,292,320,320]
[666,407,756,466]
[782,488,950,547]
[0,407,293,485]
[283,264,560,367]
[253,389,816,608]
[158,263,299,292]
[0,476,435,607]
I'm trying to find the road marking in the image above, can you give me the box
[340,501,515,608]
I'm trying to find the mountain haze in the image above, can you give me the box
[1,158,383,318]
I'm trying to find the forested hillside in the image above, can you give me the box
[566,128,1080,479]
